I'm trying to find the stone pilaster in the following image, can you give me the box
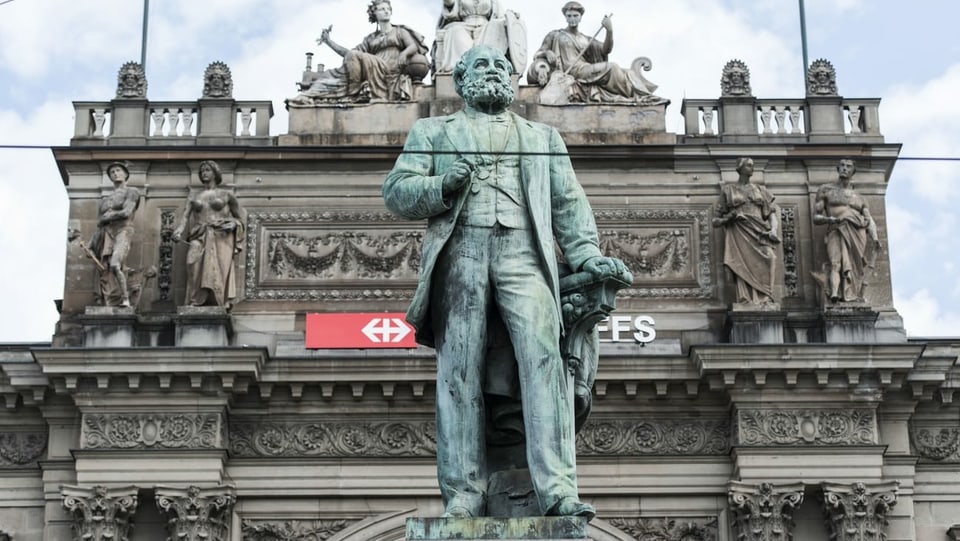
[728,481,804,541]
[60,485,139,541]
[820,482,898,541]
[155,485,236,541]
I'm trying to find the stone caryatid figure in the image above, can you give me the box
[116,61,147,99]
[89,162,141,307]
[526,2,666,106]
[61,485,140,541]
[173,160,244,309]
[712,157,781,307]
[202,61,233,99]
[288,0,428,105]
[383,45,630,520]
[813,159,881,303]
[433,0,528,76]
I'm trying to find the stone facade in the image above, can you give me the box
[0,53,957,541]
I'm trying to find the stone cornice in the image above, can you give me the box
[692,344,923,391]
[33,347,267,394]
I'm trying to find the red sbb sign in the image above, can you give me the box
[305,313,418,349]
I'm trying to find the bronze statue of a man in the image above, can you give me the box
[383,45,625,520]
[813,159,881,302]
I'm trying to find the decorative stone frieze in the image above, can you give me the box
[721,59,752,97]
[229,418,730,457]
[736,409,877,446]
[61,485,140,541]
[266,230,423,281]
[821,482,898,541]
[82,413,224,449]
[910,425,960,462]
[728,482,804,541]
[807,59,838,96]
[155,486,236,541]
[577,419,730,456]
[240,520,356,541]
[606,517,718,541]
[202,61,233,99]
[0,431,47,466]
[116,62,147,99]
[229,420,437,457]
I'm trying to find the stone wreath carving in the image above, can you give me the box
[606,517,718,541]
[910,425,960,462]
[736,409,876,446]
[82,414,223,449]
[0,432,47,466]
[240,519,356,541]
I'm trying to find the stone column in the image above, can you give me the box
[60,485,139,541]
[728,481,804,541]
[155,486,236,541]
[820,482,898,541]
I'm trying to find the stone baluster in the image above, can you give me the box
[155,485,237,541]
[239,108,253,136]
[151,109,166,136]
[702,107,716,135]
[774,107,787,134]
[788,108,802,134]
[820,482,899,541]
[760,107,773,134]
[728,481,804,541]
[61,485,140,541]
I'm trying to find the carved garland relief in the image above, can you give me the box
[606,517,718,541]
[0,431,47,466]
[244,208,713,301]
[910,424,960,462]
[240,520,357,541]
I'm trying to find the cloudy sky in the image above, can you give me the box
[0,0,956,342]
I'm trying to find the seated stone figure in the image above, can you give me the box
[433,0,528,76]
[526,1,667,106]
[288,0,428,105]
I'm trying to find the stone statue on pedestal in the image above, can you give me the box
[433,0,528,76]
[173,160,245,309]
[813,159,881,303]
[288,0,428,105]
[526,1,667,106]
[713,157,781,308]
[88,162,141,307]
[383,45,631,521]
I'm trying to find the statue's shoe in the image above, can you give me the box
[546,497,596,521]
[440,506,474,519]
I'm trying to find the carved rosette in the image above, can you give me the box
[82,413,224,449]
[0,431,47,466]
[736,409,877,446]
[155,486,236,541]
[728,482,804,541]
[229,420,437,457]
[61,485,140,541]
[607,517,718,541]
[240,519,356,541]
[577,419,730,456]
[202,61,233,98]
[806,59,838,96]
[910,424,960,462]
[821,482,898,541]
[116,61,147,98]
[721,59,752,97]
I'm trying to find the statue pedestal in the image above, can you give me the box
[727,307,785,344]
[406,517,588,540]
[822,305,878,343]
[174,306,233,346]
[80,306,137,347]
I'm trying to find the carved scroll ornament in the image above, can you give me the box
[61,485,140,541]
[240,519,356,541]
[821,482,898,541]
[728,482,804,541]
[82,413,224,449]
[607,517,718,541]
[156,486,236,541]
[736,409,876,446]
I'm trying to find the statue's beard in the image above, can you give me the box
[461,75,515,110]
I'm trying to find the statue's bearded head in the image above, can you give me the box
[454,46,515,111]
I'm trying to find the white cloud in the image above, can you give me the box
[895,289,960,338]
